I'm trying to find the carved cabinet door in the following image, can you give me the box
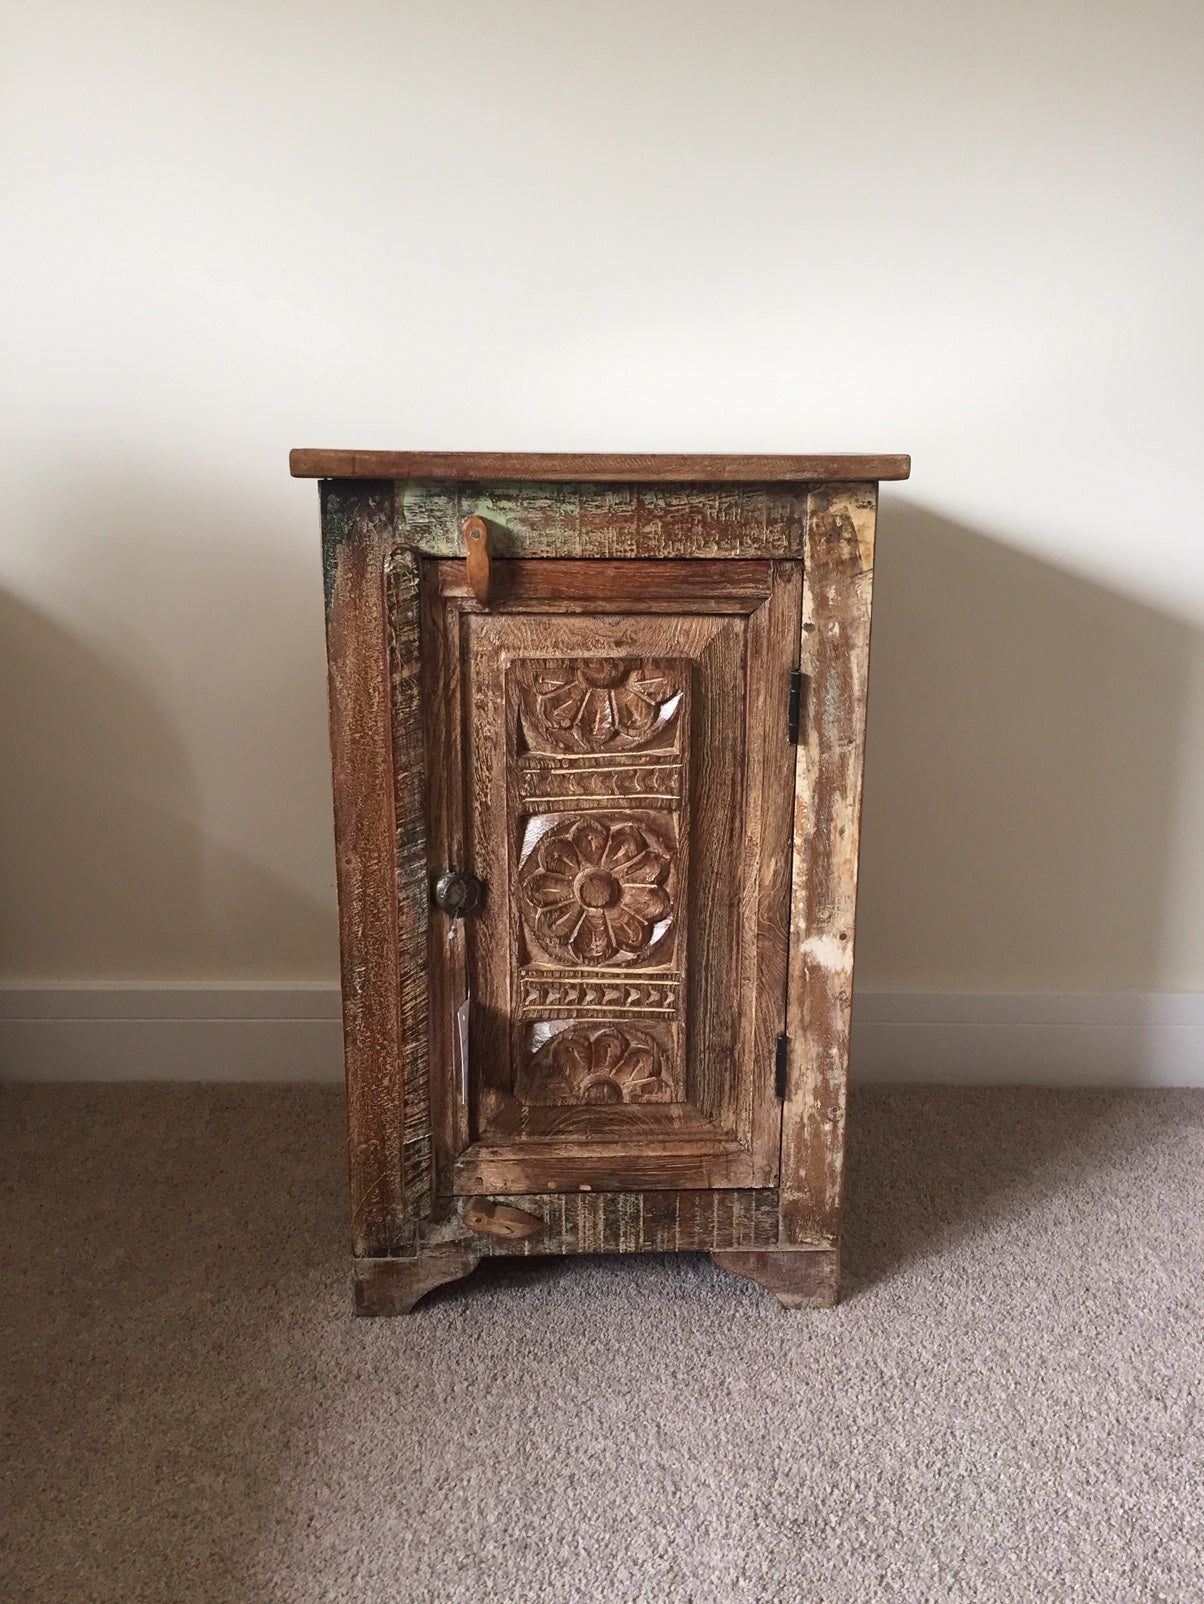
[418,557,801,1196]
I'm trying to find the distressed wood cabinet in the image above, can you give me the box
[291,451,910,1313]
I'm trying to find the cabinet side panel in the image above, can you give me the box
[779,484,878,1245]
[321,480,410,1256]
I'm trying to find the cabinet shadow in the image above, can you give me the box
[843,501,1203,1276]
[855,497,1201,997]
[0,470,336,980]
[840,1083,1184,1289]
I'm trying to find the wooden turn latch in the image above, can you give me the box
[463,1197,543,1241]
[462,515,491,605]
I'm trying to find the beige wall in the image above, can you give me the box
[2,1,1202,990]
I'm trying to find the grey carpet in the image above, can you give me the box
[2,1085,1202,1604]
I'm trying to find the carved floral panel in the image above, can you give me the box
[516,1023,674,1105]
[507,652,688,1106]
[517,813,676,968]
[516,657,683,754]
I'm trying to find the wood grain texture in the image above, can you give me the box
[712,1247,840,1309]
[322,480,407,1257]
[739,560,802,1186]
[417,565,795,1197]
[434,557,773,610]
[778,484,879,1249]
[352,1195,811,1312]
[418,562,469,1196]
[311,464,893,1313]
[292,450,911,482]
[516,1022,674,1105]
[352,1243,480,1316]
[400,482,807,560]
[453,1147,754,1194]
[462,1197,545,1240]
[462,1188,780,1256]
[386,549,433,1218]
[462,514,491,603]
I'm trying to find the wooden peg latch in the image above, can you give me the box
[463,1197,544,1241]
[462,515,491,605]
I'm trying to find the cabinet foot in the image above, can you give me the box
[352,1243,481,1316]
[712,1247,840,1309]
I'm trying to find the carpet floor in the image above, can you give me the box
[2,1084,1202,1604]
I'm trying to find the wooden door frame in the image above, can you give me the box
[420,558,798,1196]
[321,477,876,1273]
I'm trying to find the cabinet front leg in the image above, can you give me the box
[712,1246,840,1310]
[352,1242,482,1316]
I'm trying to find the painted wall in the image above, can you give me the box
[3,0,1202,991]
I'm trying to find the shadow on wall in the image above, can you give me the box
[855,498,1200,996]
[0,510,336,979]
[3,481,1201,1004]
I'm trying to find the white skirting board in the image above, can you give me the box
[0,987,1202,1086]
[853,992,1204,1087]
[0,986,345,1083]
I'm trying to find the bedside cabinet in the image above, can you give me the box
[290,451,910,1312]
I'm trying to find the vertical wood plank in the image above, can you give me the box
[779,483,878,1246]
[640,1189,678,1251]
[739,561,803,1184]
[387,549,433,1219]
[322,480,408,1256]
[418,561,468,1190]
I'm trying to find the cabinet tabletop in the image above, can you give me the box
[289,450,910,482]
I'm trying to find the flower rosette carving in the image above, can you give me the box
[519,815,674,966]
[519,1024,673,1106]
[524,659,680,752]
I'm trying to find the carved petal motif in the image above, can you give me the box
[518,815,674,966]
[523,658,680,753]
[518,1025,673,1106]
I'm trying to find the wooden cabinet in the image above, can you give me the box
[291,451,910,1312]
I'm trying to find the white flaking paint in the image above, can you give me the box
[801,933,854,973]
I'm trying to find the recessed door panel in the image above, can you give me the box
[419,558,800,1194]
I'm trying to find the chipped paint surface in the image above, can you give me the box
[802,932,854,973]
[385,551,434,1220]
[397,480,807,559]
[322,481,410,1257]
[780,482,878,1245]
[313,469,886,1310]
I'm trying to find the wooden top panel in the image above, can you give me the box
[290,449,910,482]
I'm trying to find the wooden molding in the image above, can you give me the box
[290,449,911,482]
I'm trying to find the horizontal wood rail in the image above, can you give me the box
[290,449,911,482]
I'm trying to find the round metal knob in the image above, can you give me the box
[434,870,483,917]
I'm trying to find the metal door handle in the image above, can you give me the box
[433,869,483,917]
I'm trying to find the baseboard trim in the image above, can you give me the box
[0,985,344,1082]
[1,986,1202,1086]
[852,992,1204,1086]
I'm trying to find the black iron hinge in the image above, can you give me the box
[787,669,804,744]
[774,1034,789,1099]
